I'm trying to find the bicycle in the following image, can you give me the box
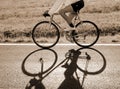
[21,48,106,88]
[32,12,100,49]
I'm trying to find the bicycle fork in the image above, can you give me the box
[82,52,91,86]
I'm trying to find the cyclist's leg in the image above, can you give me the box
[59,5,76,27]
[68,12,77,23]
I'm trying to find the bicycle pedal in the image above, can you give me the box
[71,30,78,36]
[65,30,77,43]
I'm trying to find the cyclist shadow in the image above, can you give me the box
[58,49,83,89]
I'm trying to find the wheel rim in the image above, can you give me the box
[77,47,106,75]
[73,21,100,48]
[32,21,60,49]
[21,49,58,77]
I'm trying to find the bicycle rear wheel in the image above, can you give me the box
[32,21,60,49]
[21,49,58,77]
[73,21,100,48]
[77,48,106,75]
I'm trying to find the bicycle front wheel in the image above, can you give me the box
[32,21,60,49]
[73,21,100,48]
[21,49,58,77]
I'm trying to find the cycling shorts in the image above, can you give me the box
[71,0,84,12]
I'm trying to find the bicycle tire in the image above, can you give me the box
[73,21,100,48]
[32,21,60,49]
[21,49,58,77]
[77,47,106,75]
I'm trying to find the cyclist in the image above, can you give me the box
[43,0,84,29]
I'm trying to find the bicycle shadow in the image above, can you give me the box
[22,48,106,89]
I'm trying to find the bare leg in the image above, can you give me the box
[59,5,77,27]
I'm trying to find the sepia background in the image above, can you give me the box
[0,0,120,89]
[0,0,120,43]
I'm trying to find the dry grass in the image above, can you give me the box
[0,0,120,43]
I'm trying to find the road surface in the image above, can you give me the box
[0,44,120,89]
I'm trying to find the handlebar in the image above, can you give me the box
[65,49,91,60]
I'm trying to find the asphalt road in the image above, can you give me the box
[0,44,120,89]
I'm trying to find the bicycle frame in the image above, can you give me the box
[49,15,63,31]
[48,12,81,30]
